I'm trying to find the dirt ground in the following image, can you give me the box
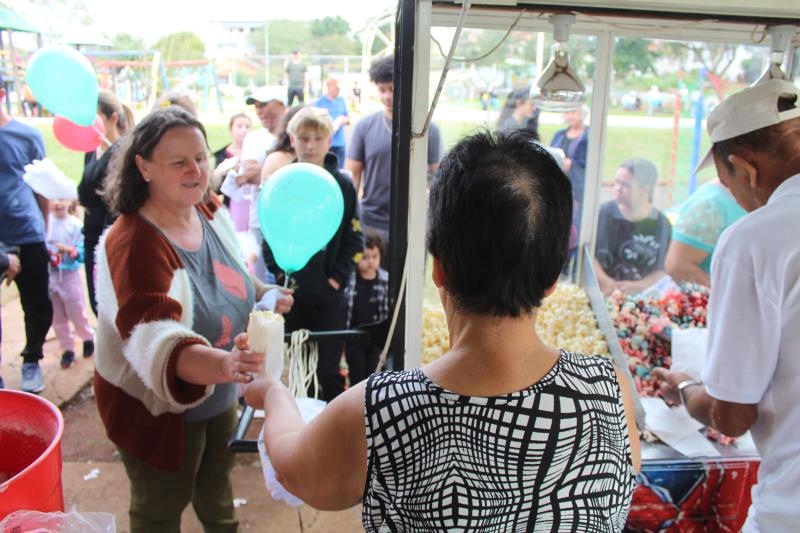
[59,385,363,533]
[2,282,362,532]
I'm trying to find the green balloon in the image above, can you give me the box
[258,163,344,276]
[27,46,98,126]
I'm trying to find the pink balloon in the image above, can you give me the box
[53,115,105,152]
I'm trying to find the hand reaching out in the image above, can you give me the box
[224,333,265,383]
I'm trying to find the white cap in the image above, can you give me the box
[245,87,283,105]
[695,79,800,173]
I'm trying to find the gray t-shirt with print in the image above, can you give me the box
[173,214,256,422]
[347,111,442,233]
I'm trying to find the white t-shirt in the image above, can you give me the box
[241,128,277,231]
[702,173,800,533]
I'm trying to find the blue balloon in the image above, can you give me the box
[258,163,345,275]
[26,46,98,126]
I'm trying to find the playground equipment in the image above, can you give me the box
[83,49,224,113]
[0,7,40,115]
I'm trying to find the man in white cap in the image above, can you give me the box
[238,88,286,282]
[240,88,286,186]
[654,79,800,532]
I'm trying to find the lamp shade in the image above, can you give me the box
[532,14,586,112]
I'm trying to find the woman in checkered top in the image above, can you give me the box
[244,129,640,532]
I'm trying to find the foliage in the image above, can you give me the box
[11,0,92,38]
[109,33,148,60]
[311,16,350,38]
[250,20,311,55]
[154,31,206,62]
[250,19,361,57]
[663,41,738,97]
[613,38,657,78]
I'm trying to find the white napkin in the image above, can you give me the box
[671,328,708,380]
[220,170,248,201]
[641,397,721,458]
[23,158,78,201]
[255,288,282,312]
[258,397,327,506]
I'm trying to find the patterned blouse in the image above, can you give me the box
[362,352,636,532]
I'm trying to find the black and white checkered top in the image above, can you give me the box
[362,351,636,532]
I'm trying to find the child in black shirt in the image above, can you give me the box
[344,230,389,385]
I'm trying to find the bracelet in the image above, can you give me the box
[677,379,703,406]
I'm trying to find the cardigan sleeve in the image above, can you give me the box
[103,214,211,407]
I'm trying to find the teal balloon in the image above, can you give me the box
[27,46,98,126]
[258,163,344,275]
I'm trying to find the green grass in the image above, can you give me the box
[437,121,713,206]
[36,123,235,185]
[37,115,713,207]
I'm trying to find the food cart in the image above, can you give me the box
[385,1,798,529]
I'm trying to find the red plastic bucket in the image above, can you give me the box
[0,390,65,520]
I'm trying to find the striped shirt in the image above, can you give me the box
[362,351,636,532]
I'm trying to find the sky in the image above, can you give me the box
[82,0,397,42]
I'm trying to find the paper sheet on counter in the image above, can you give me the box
[671,327,708,380]
[641,397,721,458]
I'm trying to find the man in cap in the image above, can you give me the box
[240,87,286,186]
[654,79,800,532]
[240,88,285,282]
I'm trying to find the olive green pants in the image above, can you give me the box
[118,406,239,533]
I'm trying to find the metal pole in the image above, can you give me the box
[689,68,706,195]
[7,29,23,116]
[403,0,433,369]
[578,31,613,277]
[264,21,269,85]
[536,31,545,75]
[389,0,418,371]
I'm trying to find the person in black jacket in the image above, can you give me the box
[78,90,133,316]
[262,107,363,401]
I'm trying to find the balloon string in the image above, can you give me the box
[93,126,112,147]
[283,274,291,289]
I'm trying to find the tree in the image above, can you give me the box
[249,20,311,55]
[614,38,657,79]
[311,16,350,38]
[13,0,92,39]
[665,41,738,98]
[154,31,205,62]
[250,19,361,57]
[109,33,147,60]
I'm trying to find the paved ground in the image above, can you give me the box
[2,281,362,532]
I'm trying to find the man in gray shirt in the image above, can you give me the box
[346,55,442,261]
[285,49,308,106]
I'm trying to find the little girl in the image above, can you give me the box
[47,200,94,368]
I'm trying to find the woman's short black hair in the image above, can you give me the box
[369,55,394,84]
[427,129,573,317]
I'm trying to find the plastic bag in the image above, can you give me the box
[0,510,116,532]
[22,159,78,201]
[258,397,326,507]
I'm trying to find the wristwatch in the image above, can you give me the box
[677,379,703,406]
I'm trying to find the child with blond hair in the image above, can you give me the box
[263,107,363,401]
